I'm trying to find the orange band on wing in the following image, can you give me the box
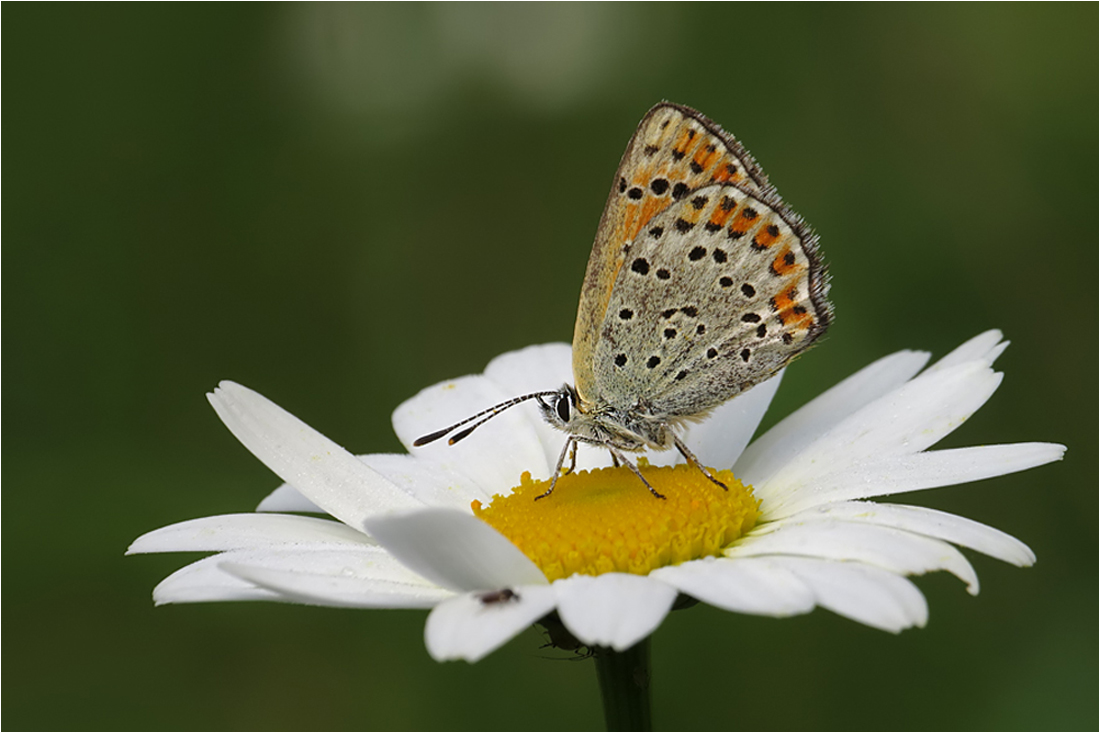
[620,197,669,242]
[769,245,803,277]
[671,127,701,159]
[710,163,743,185]
[751,222,780,250]
[692,144,721,174]
[772,286,815,330]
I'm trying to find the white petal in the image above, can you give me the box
[922,329,1005,373]
[984,340,1009,365]
[363,508,547,592]
[727,519,980,593]
[208,382,424,529]
[483,343,574,394]
[736,350,930,485]
[554,573,677,651]
[756,361,1002,502]
[155,546,446,607]
[128,513,374,554]
[153,554,282,605]
[769,556,928,632]
[221,559,451,609]
[424,584,558,663]
[257,482,326,513]
[651,556,814,617]
[776,501,1036,566]
[359,453,491,510]
[392,375,551,489]
[764,442,1066,519]
[682,370,785,471]
[257,452,492,514]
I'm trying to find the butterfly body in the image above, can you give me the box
[415,102,832,498]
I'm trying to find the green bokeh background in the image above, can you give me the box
[5,4,1096,730]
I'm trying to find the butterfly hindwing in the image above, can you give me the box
[572,103,773,403]
[591,183,831,418]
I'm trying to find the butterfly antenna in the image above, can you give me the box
[446,412,502,444]
[412,391,558,447]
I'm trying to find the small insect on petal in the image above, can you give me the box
[478,588,520,605]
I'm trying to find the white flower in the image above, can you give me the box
[129,330,1064,663]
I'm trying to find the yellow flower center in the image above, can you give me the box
[471,461,760,582]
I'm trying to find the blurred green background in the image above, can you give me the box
[4,4,1096,730]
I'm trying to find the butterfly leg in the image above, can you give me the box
[673,435,728,491]
[535,438,576,500]
[563,440,578,476]
[608,446,666,500]
[609,451,621,468]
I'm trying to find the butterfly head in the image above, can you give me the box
[536,383,656,453]
[535,384,580,432]
[539,383,618,444]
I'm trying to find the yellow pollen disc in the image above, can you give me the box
[471,462,760,582]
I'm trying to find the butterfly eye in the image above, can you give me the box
[555,393,571,422]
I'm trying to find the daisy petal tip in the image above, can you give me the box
[424,625,494,664]
[215,379,245,393]
[424,586,557,663]
[884,616,925,634]
[424,645,469,664]
[975,328,1005,348]
[554,574,676,651]
[126,529,162,556]
[151,582,190,607]
[207,380,237,402]
[987,340,1009,364]
[205,385,237,416]
[425,641,493,665]
[423,622,472,664]
[1011,542,1037,568]
[150,581,187,607]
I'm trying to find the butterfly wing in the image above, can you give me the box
[572,103,773,403]
[591,182,831,419]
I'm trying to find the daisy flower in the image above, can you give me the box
[129,330,1064,663]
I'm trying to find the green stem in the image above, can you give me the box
[593,638,652,731]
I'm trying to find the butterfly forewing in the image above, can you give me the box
[590,181,830,419]
[413,101,829,498]
[572,103,774,402]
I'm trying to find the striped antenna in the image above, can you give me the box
[412,391,559,447]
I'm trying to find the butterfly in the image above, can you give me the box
[415,102,832,499]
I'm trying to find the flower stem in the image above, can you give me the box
[593,638,652,731]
